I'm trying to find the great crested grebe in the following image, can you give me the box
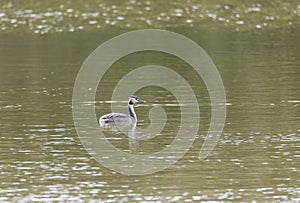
[99,95,145,127]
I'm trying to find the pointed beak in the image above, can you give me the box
[139,99,145,103]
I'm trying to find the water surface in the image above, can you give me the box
[0,1,300,202]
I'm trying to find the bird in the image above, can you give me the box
[99,95,145,127]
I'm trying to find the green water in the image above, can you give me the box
[1,1,300,202]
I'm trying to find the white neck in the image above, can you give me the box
[128,104,137,122]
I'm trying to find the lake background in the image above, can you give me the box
[0,0,299,202]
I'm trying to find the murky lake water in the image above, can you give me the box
[1,1,300,202]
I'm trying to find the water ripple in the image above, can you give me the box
[0,1,299,34]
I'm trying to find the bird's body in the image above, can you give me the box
[99,96,144,127]
[99,112,134,123]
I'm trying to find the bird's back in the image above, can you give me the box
[99,112,134,127]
